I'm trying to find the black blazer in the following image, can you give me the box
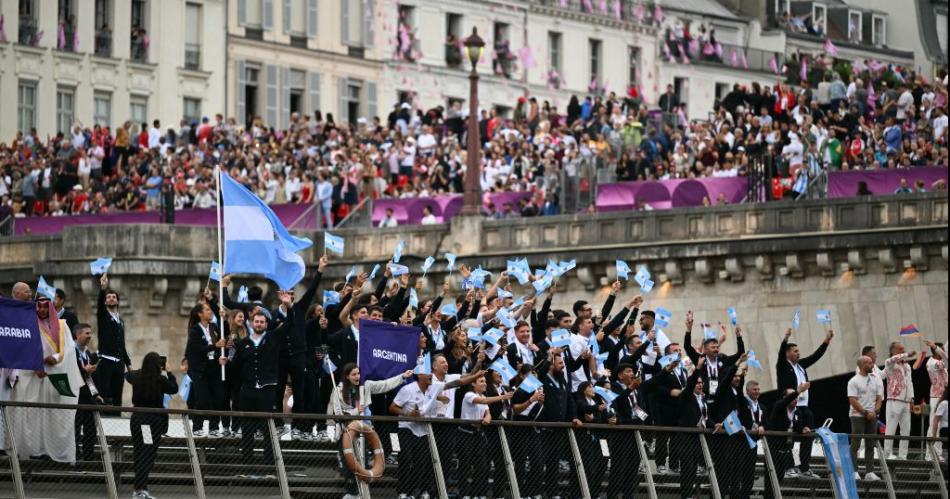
[538,372,577,423]
[766,390,806,432]
[737,395,768,434]
[60,308,79,337]
[328,326,359,367]
[776,338,827,393]
[185,322,221,378]
[683,330,745,399]
[75,347,98,402]
[96,290,131,365]
[676,368,708,428]
[613,376,663,426]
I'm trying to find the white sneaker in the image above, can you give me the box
[784,467,800,478]
[865,472,881,481]
[315,430,329,442]
[291,429,305,441]
[800,469,821,479]
[192,429,207,438]
[886,454,898,460]
[657,464,671,475]
[208,430,221,438]
[132,492,145,499]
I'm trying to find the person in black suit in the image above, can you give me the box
[737,379,768,498]
[711,357,749,498]
[327,287,371,368]
[676,357,711,499]
[230,308,289,464]
[125,352,178,499]
[508,366,546,498]
[776,327,832,478]
[538,354,581,498]
[574,381,611,497]
[655,342,688,473]
[682,313,745,416]
[764,381,811,499]
[73,323,102,461]
[95,273,131,406]
[184,302,227,436]
[608,361,668,498]
[54,288,79,337]
[507,320,541,370]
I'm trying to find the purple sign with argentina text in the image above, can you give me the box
[0,297,45,371]
[357,319,421,383]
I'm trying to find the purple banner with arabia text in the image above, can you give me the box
[0,297,45,371]
[357,319,420,383]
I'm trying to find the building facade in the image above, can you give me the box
[0,0,226,139]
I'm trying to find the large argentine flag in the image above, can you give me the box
[221,173,313,290]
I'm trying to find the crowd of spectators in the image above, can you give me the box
[0,60,946,227]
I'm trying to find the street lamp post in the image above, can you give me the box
[461,28,485,216]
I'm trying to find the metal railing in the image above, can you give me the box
[0,214,13,237]
[1,400,945,499]
[185,43,201,70]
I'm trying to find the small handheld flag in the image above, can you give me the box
[414,353,432,375]
[816,309,832,324]
[445,253,457,272]
[467,327,483,342]
[208,261,222,281]
[616,260,632,280]
[388,263,409,276]
[727,307,738,326]
[237,285,249,303]
[703,323,717,341]
[518,374,543,393]
[89,257,113,275]
[634,267,651,287]
[324,233,345,255]
[392,239,404,263]
[723,410,743,435]
[746,350,762,369]
[594,386,619,404]
[345,265,357,283]
[655,307,672,329]
[490,358,517,383]
[483,328,505,346]
[421,256,435,275]
[659,352,681,368]
[36,276,56,300]
[323,356,337,375]
[440,303,458,317]
[497,289,513,299]
[792,309,801,331]
[898,324,921,337]
[549,329,572,348]
[497,307,517,328]
[640,279,655,293]
[323,290,341,306]
[369,264,381,281]
[409,288,419,308]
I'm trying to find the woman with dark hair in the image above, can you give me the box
[567,95,582,126]
[574,380,611,497]
[330,363,412,497]
[126,352,178,499]
[224,308,247,436]
[184,302,226,437]
[856,180,872,196]
[456,371,514,498]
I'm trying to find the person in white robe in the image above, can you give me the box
[5,295,83,463]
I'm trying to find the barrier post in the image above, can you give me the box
[266,418,291,499]
[759,437,784,499]
[425,423,449,499]
[496,426,521,499]
[0,406,27,499]
[874,441,898,499]
[634,430,659,499]
[927,442,948,499]
[566,429,592,499]
[92,410,119,499]
[181,414,207,499]
[698,433,722,499]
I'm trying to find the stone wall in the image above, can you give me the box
[1,193,946,398]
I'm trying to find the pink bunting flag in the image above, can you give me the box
[518,46,536,70]
[614,0,622,20]
[33,30,43,46]
[852,58,865,73]
[770,54,779,74]
[72,31,79,52]
[57,23,66,49]
[867,59,884,72]
[800,56,808,82]
[730,48,738,67]
[142,34,150,49]
[599,0,608,15]
[688,38,699,55]
[663,42,672,61]
[582,0,593,13]
[867,81,876,109]
[560,0,568,7]
[654,4,664,23]
[740,51,749,69]
[0,15,7,44]
[823,38,838,57]
[634,3,645,23]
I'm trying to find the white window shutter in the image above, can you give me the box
[263,0,274,30]
[363,0,374,48]
[307,0,318,37]
[238,0,247,25]
[309,72,321,115]
[366,82,377,120]
[282,0,291,34]
[266,65,278,126]
[281,67,291,127]
[338,77,349,125]
[236,60,247,125]
[341,0,350,45]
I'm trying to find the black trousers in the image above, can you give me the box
[130,413,168,491]
[289,360,315,432]
[483,426,509,494]
[510,424,543,496]
[677,433,701,499]
[655,408,679,469]
[94,359,125,407]
[541,427,576,498]
[240,386,277,464]
[311,367,333,431]
[765,436,793,499]
[397,428,433,495]
[795,407,817,472]
[433,422,456,486]
[74,398,97,461]
[579,430,607,498]
[607,431,641,499]
[738,436,759,498]
[190,370,225,431]
[712,434,743,498]
[457,427,488,496]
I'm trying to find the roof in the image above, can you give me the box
[661,0,741,20]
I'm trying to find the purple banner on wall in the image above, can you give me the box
[597,177,750,212]
[826,168,948,198]
[14,203,313,236]
[370,192,533,226]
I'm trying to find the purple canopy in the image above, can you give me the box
[827,168,948,198]
[596,177,749,211]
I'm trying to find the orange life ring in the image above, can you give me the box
[340,421,385,483]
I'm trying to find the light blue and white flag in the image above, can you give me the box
[237,285,249,303]
[36,276,56,300]
[518,374,543,393]
[345,265,357,283]
[594,386,619,404]
[89,257,113,275]
[323,290,341,306]
[640,279,655,293]
[659,352,681,368]
[792,309,801,331]
[414,353,432,375]
[445,253,457,272]
[816,428,859,499]
[221,172,313,290]
[616,260,631,280]
[392,239,404,263]
[490,358,517,383]
[497,307,517,328]
[703,323,717,341]
[816,309,832,324]
[208,261,222,281]
[421,256,435,275]
[634,267,651,287]
[409,288,419,308]
[369,264,381,281]
[727,307,738,326]
[746,350,762,369]
[655,307,672,328]
[497,289,513,299]
[323,356,337,375]
[440,303,458,317]
[723,410,743,435]
[467,327,482,342]
[388,263,409,276]
[483,328,505,346]
[549,328,572,348]
[324,232,345,255]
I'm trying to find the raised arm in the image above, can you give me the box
[799,329,833,369]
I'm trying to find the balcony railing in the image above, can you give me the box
[659,38,786,75]
[130,33,148,62]
[94,30,112,57]
[184,42,201,70]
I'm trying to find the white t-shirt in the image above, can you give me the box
[461,391,488,421]
[569,333,592,392]
[416,133,437,152]
[847,373,881,417]
[393,381,443,437]
[935,400,948,430]
[431,374,461,418]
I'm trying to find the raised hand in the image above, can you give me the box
[318,255,329,273]
[685,310,694,331]
[100,273,109,289]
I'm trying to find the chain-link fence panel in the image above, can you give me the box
[1,405,109,498]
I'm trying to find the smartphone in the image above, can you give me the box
[158,356,167,369]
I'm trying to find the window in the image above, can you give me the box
[245,0,262,26]
[56,87,76,135]
[18,0,37,45]
[344,0,365,46]
[94,91,112,127]
[872,15,886,46]
[343,80,362,125]
[131,0,146,30]
[848,10,862,43]
[185,3,201,70]
[548,32,562,74]
[628,46,640,88]
[183,97,201,124]
[936,13,947,56]
[673,77,687,104]
[18,81,37,133]
[394,5,415,60]
[57,0,77,51]
[812,4,826,36]
[130,0,148,62]
[94,0,112,56]
[289,0,306,34]
[289,69,306,116]
[446,13,463,67]
[243,64,261,122]
[589,38,602,83]
[715,82,730,100]
[130,96,148,125]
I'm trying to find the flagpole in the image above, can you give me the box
[216,166,226,382]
